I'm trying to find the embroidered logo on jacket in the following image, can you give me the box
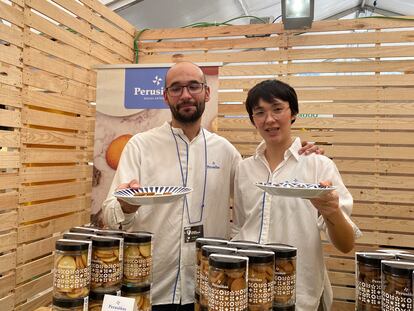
[207,161,220,169]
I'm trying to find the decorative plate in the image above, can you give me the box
[114,186,192,205]
[255,181,336,199]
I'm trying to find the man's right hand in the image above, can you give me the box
[116,179,141,214]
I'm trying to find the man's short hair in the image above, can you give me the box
[245,79,299,124]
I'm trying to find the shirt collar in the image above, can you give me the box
[164,121,204,142]
[254,137,302,162]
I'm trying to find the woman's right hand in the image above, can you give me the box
[116,179,141,214]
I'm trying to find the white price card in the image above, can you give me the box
[102,294,137,311]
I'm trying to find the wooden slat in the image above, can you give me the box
[0,252,16,274]
[19,181,92,203]
[21,148,88,164]
[332,286,355,300]
[0,44,22,67]
[22,89,90,116]
[343,174,414,190]
[0,1,23,27]
[0,64,22,88]
[0,86,22,108]
[0,109,21,127]
[352,202,414,218]
[326,257,355,273]
[0,192,18,212]
[14,290,52,311]
[0,211,17,232]
[328,271,355,286]
[18,196,89,223]
[0,294,14,310]
[354,216,414,234]
[17,235,59,265]
[21,127,88,147]
[23,48,94,86]
[14,272,52,305]
[0,173,19,190]
[17,211,89,243]
[336,159,414,174]
[22,108,87,131]
[0,273,15,298]
[20,165,92,183]
[0,232,17,253]
[351,188,414,204]
[0,152,20,169]
[0,21,23,47]
[16,254,53,284]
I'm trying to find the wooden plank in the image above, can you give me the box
[0,192,18,212]
[0,232,17,253]
[17,211,89,243]
[353,216,414,234]
[23,69,90,101]
[22,108,88,131]
[21,148,89,164]
[0,109,21,127]
[0,44,22,67]
[332,300,355,311]
[19,181,92,203]
[23,48,94,86]
[22,89,90,116]
[0,85,22,108]
[20,165,92,183]
[336,159,414,174]
[0,211,17,232]
[328,271,355,286]
[0,294,14,310]
[0,21,23,47]
[18,196,89,223]
[326,257,355,272]
[0,1,23,27]
[0,172,19,190]
[220,60,414,76]
[21,127,88,147]
[0,152,20,169]
[357,231,414,248]
[16,254,53,284]
[0,64,22,88]
[351,188,414,204]
[0,252,16,274]
[332,286,355,300]
[15,289,52,311]
[352,202,414,219]
[26,0,133,60]
[0,273,15,298]
[14,272,52,305]
[342,174,414,190]
[16,235,59,265]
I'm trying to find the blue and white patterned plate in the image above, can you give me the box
[114,186,193,205]
[255,181,336,199]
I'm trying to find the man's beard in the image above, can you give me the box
[169,100,205,124]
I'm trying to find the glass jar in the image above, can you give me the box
[70,227,98,234]
[200,246,236,309]
[195,238,228,296]
[91,237,122,292]
[123,232,153,286]
[397,253,414,261]
[88,290,120,311]
[208,254,248,311]
[377,249,409,256]
[227,241,258,250]
[54,240,91,299]
[52,297,87,310]
[381,260,414,311]
[238,249,275,311]
[263,243,297,309]
[63,233,95,241]
[355,252,395,311]
[96,229,125,239]
[121,284,151,311]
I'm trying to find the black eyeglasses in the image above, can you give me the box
[165,82,205,97]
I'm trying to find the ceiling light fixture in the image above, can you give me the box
[281,0,314,30]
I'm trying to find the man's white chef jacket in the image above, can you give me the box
[232,137,361,311]
[102,122,241,305]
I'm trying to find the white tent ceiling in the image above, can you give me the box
[100,0,414,30]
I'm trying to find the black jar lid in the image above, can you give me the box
[382,260,414,277]
[227,241,261,250]
[263,243,297,258]
[397,253,414,261]
[121,284,151,294]
[89,290,120,301]
[124,232,153,243]
[196,237,228,248]
[53,297,86,308]
[92,236,121,247]
[96,229,125,238]
[63,233,94,241]
[273,305,296,311]
[56,239,89,251]
[70,226,98,234]
[201,246,237,258]
[356,252,395,266]
[238,249,275,264]
[209,254,248,269]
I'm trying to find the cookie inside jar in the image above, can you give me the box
[355,252,395,311]
[53,240,91,299]
[123,231,153,286]
[88,290,120,311]
[121,284,151,311]
[208,254,249,311]
[52,296,88,311]
[238,249,275,311]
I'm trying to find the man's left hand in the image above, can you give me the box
[299,141,324,155]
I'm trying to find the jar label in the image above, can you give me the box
[274,273,295,301]
[54,267,90,289]
[209,287,248,311]
[357,280,382,306]
[200,272,209,296]
[382,290,413,311]
[124,256,152,279]
[248,280,274,305]
[91,261,121,283]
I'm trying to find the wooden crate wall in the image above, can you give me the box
[137,18,414,310]
[0,0,135,310]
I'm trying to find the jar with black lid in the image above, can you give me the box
[96,229,125,238]
[238,249,275,311]
[88,290,120,311]
[355,252,395,311]
[123,232,153,285]
[381,260,414,311]
[263,243,297,309]
[121,284,151,311]
[397,253,414,261]
[227,240,258,250]
[63,233,95,241]
[70,227,98,234]
[54,240,91,299]
[195,238,228,296]
[52,297,87,311]
[208,254,248,311]
[91,237,122,292]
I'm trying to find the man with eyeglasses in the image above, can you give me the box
[102,62,321,311]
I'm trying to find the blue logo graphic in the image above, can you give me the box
[124,67,168,109]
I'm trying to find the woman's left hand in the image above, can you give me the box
[309,181,339,217]
[299,141,324,155]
